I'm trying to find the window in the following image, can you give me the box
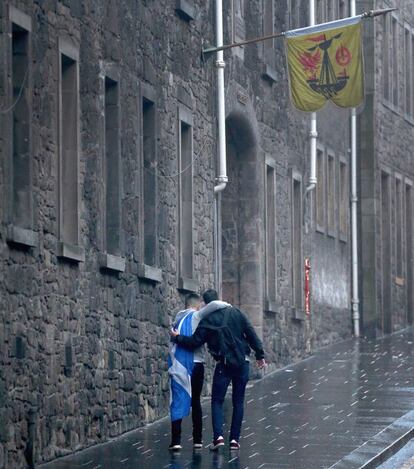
[58,39,82,260]
[405,182,413,323]
[11,21,32,229]
[383,15,390,102]
[412,34,414,116]
[327,153,335,235]
[339,159,348,239]
[317,0,325,23]
[266,163,277,303]
[289,0,298,29]
[142,92,157,267]
[396,176,403,277]
[316,148,325,231]
[338,0,346,19]
[404,27,412,117]
[263,0,274,59]
[178,108,194,283]
[327,0,335,21]
[231,0,245,59]
[392,16,399,108]
[104,76,121,256]
[292,173,303,311]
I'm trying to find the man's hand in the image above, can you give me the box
[170,327,179,338]
[256,358,266,369]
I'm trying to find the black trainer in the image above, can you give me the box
[168,443,182,451]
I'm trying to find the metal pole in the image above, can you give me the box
[213,0,227,294]
[202,8,396,57]
[214,0,227,193]
[307,0,318,195]
[350,0,360,337]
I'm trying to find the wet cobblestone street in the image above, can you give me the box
[41,327,414,469]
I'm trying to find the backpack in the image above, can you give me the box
[206,307,246,369]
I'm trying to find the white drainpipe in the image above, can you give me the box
[214,0,227,291]
[214,0,228,194]
[306,0,317,195]
[350,0,360,337]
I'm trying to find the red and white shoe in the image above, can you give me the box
[210,436,225,451]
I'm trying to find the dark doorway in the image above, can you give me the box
[221,114,263,330]
[381,172,392,334]
[406,183,413,324]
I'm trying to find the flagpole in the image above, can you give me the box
[202,8,396,58]
[350,0,360,338]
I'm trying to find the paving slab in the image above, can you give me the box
[40,327,414,469]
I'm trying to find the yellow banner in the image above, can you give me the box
[285,19,364,112]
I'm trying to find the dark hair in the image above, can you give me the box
[185,293,201,308]
[202,289,218,304]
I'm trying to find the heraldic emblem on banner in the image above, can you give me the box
[285,16,364,112]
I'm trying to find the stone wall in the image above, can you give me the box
[0,1,357,467]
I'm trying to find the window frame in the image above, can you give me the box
[315,144,326,234]
[338,156,349,242]
[177,105,198,292]
[5,7,38,248]
[326,150,336,238]
[265,156,278,311]
[139,82,162,283]
[57,36,84,262]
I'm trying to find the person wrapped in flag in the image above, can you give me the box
[168,293,230,451]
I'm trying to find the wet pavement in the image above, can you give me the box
[40,327,414,469]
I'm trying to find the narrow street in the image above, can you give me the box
[41,327,414,469]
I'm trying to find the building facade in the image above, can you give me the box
[358,0,414,336]
[0,0,411,467]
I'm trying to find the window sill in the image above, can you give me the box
[403,114,414,126]
[57,242,85,262]
[339,232,348,243]
[265,299,278,314]
[138,264,162,283]
[178,276,199,293]
[291,307,306,321]
[316,224,325,235]
[395,276,405,286]
[261,63,277,84]
[327,229,336,239]
[7,225,38,248]
[175,0,194,21]
[100,253,126,273]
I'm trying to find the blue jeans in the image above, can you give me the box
[211,361,249,441]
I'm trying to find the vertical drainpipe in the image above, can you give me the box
[214,0,227,292]
[350,0,360,337]
[306,0,318,196]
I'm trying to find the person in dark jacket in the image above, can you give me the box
[170,289,266,451]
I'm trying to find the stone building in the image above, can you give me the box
[0,0,412,467]
[358,0,414,336]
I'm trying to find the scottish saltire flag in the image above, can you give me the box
[285,16,364,111]
[168,310,194,421]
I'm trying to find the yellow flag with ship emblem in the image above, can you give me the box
[285,16,364,112]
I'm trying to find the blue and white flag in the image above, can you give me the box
[168,310,194,421]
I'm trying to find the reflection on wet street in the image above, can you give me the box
[41,327,414,468]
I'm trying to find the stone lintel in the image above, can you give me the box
[175,0,195,21]
[262,64,277,84]
[100,253,126,272]
[7,225,38,248]
[178,276,199,293]
[58,241,85,262]
[138,264,162,283]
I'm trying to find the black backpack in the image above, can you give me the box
[206,307,246,369]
